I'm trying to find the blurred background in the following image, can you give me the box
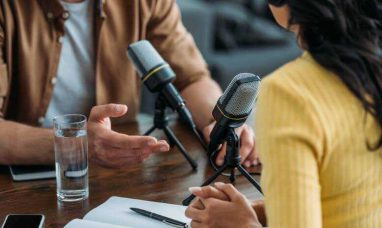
[141,0,302,114]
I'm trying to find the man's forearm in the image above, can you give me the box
[181,78,222,130]
[0,121,54,165]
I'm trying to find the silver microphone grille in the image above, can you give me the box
[220,73,261,116]
[127,40,166,77]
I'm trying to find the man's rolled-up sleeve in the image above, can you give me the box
[147,0,211,91]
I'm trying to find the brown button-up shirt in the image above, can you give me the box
[0,0,210,125]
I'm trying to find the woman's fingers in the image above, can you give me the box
[252,200,267,227]
[185,206,206,222]
[214,182,243,201]
[190,220,206,228]
[189,186,229,201]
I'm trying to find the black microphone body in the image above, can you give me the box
[208,106,247,154]
[127,40,196,129]
[161,83,195,129]
[208,73,261,158]
[182,73,262,206]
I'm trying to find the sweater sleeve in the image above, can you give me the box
[255,74,325,228]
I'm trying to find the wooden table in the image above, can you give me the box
[0,116,262,227]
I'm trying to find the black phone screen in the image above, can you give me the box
[2,215,44,228]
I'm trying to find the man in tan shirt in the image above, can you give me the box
[0,0,258,168]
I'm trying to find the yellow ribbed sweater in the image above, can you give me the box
[255,52,382,227]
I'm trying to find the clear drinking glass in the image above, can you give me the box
[53,114,89,202]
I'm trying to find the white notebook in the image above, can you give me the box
[65,196,190,228]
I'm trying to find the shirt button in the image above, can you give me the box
[38,117,45,125]
[47,12,54,19]
[58,36,64,43]
[51,77,57,85]
[62,11,70,20]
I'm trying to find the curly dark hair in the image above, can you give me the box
[286,0,382,149]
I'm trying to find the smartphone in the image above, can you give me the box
[1,214,44,228]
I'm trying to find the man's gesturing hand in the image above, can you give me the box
[88,104,170,168]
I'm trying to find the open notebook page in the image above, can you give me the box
[82,196,190,227]
[65,219,129,228]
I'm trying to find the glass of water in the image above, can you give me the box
[53,114,89,202]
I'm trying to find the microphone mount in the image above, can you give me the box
[127,40,207,156]
[144,94,198,170]
[182,128,262,205]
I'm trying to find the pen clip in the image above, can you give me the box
[162,220,188,228]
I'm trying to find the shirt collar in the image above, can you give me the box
[37,0,107,20]
[37,0,65,20]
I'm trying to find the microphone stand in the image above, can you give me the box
[144,94,198,170]
[182,128,262,205]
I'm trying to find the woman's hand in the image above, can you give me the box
[252,200,267,227]
[185,183,262,228]
[188,185,230,210]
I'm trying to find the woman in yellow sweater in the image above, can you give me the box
[185,0,382,227]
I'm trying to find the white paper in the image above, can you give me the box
[83,196,190,228]
[65,219,129,228]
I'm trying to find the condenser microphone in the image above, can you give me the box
[182,73,262,205]
[127,40,207,151]
[127,40,196,130]
[209,73,261,158]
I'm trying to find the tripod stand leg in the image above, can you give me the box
[163,127,176,147]
[144,126,156,136]
[182,164,228,206]
[164,126,198,170]
[237,165,263,194]
[230,168,236,183]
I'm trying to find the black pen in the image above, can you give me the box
[130,207,189,228]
